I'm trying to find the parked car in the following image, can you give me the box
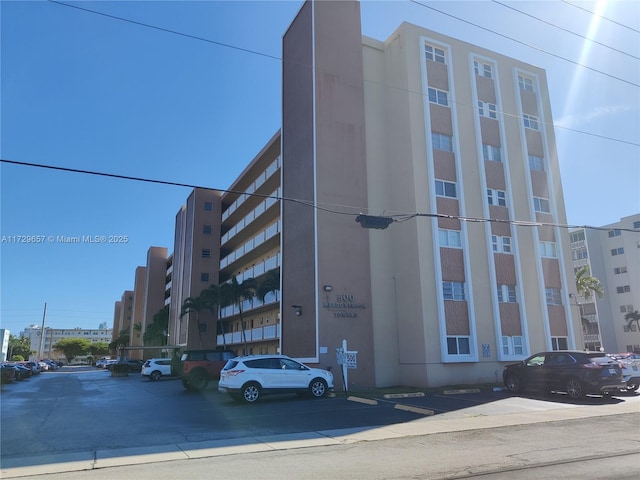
[40,360,57,370]
[179,349,236,390]
[141,358,173,381]
[37,361,50,371]
[2,363,28,380]
[1,364,17,384]
[19,362,41,374]
[607,353,640,392]
[503,351,627,400]
[102,359,118,370]
[108,359,144,372]
[218,355,334,403]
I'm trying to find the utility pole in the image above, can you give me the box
[38,302,47,360]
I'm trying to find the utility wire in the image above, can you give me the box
[492,0,640,61]
[408,0,639,88]
[46,0,639,148]
[561,0,640,34]
[2,158,638,234]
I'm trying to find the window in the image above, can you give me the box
[198,323,207,333]
[539,241,557,258]
[503,336,524,355]
[435,180,457,198]
[572,248,588,260]
[203,224,212,235]
[617,286,631,294]
[432,133,453,152]
[620,305,634,313]
[497,284,517,303]
[518,75,534,92]
[492,235,512,253]
[624,325,638,333]
[200,273,210,282]
[528,154,544,171]
[487,189,506,206]
[428,88,448,106]
[614,267,628,275]
[523,113,539,130]
[570,230,585,243]
[447,336,471,355]
[439,229,461,248]
[204,202,213,211]
[474,61,492,78]
[545,288,562,305]
[634,221,640,229]
[611,247,624,256]
[443,281,466,300]
[201,249,211,258]
[533,197,551,213]
[608,229,621,237]
[482,144,502,162]
[551,337,568,350]
[425,45,445,64]
[478,101,497,119]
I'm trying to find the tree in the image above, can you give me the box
[88,342,110,357]
[143,306,169,347]
[181,296,206,348]
[575,266,604,302]
[201,284,227,348]
[625,311,640,334]
[257,268,280,303]
[52,338,92,364]
[8,334,34,360]
[226,276,256,354]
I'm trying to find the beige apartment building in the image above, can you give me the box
[570,214,640,354]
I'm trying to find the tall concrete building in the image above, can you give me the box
[570,214,640,353]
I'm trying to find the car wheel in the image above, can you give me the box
[189,372,209,391]
[309,378,328,398]
[626,383,639,392]
[150,370,162,382]
[566,378,585,399]
[182,378,193,390]
[241,382,261,403]
[505,375,521,394]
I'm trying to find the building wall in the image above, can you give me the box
[130,266,147,358]
[22,325,112,361]
[141,246,169,356]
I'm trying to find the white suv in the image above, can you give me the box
[141,358,173,381]
[218,355,334,403]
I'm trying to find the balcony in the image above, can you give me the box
[217,323,281,347]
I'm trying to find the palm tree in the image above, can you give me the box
[227,276,257,354]
[143,306,169,347]
[257,268,280,304]
[625,310,640,333]
[201,284,227,349]
[575,266,604,302]
[180,296,206,348]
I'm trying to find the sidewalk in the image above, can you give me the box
[2,394,638,478]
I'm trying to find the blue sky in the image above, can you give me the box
[1,0,638,335]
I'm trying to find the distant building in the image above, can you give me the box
[570,214,640,353]
[21,325,112,361]
[0,329,10,361]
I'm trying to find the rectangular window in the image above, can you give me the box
[572,248,588,260]
[611,247,624,256]
[443,281,466,301]
[545,288,562,305]
[533,197,551,214]
[447,336,471,355]
[614,266,628,274]
[523,113,539,130]
[570,230,585,243]
[608,229,621,237]
[478,101,497,119]
[634,221,640,229]
[432,132,453,152]
[528,154,544,171]
[425,45,445,64]
[200,273,210,282]
[492,235,512,253]
[551,337,568,351]
[201,249,211,258]
[620,305,634,313]
[204,202,213,211]
[428,87,449,106]
[487,189,507,207]
[497,284,517,303]
[474,61,492,78]
[436,180,457,198]
[203,224,212,235]
[438,229,462,248]
[538,241,557,258]
[482,144,502,162]
[502,336,524,355]
[617,286,631,294]
[198,323,207,333]
[518,75,534,92]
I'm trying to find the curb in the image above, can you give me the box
[347,396,378,405]
[383,392,425,399]
[442,388,481,395]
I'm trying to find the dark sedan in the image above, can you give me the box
[108,359,144,372]
[503,351,627,400]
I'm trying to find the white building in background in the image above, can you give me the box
[570,214,640,353]
[0,329,10,361]
[21,325,113,361]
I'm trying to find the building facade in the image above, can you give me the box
[570,214,640,353]
[22,325,112,362]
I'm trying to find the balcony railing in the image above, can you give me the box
[217,323,281,347]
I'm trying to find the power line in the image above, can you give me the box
[2,158,638,234]
[561,0,640,34]
[408,0,639,88]
[492,0,640,61]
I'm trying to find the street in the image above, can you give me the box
[1,368,639,479]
